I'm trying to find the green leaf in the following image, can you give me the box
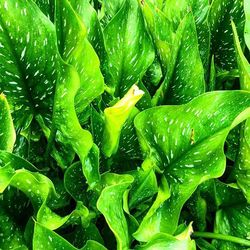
[102,84,144,157]
[81,240,107,250]
[0,0,58,130]
[0,94,15,152]
[212,183,250,249]
[34,0,55,21]
[55,0,104,113]
[191,0,210,74]
[134,91,250,239]
[232,21,250,90]
[0,152,88,231]
[69,0,106,63]
[0,209,28,250]
[103,0,155,96]
[97,173,134,250]
[128,169,158,209]
[245,0,250,50]
[53,63,95,187]
[144,7,205,105]
[209,0,245,70]
[232,21,250,202]
[64,162,87,202]
[133,176,170,241]
[101,0,125,25]
[33,222,77,250]
[135,224,196,250]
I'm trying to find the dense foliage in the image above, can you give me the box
[0,0,250,249]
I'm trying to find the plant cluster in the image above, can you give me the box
[0,0,250,249]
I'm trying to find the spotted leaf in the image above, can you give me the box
[0,0,58,130]
[209,0,245,70]
[55,0,104,113]
[142,4,205,105]
[103,0,155,97]
[33,222,77,250]
[134,91,250,239]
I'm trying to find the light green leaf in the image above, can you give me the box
[136,224,196,250]
[81,240,107,250]
[55,0,104,113]
[33,222,77,250]
[0,94,15,152]
[103,0,155,96]
[101,0,125,24]
[53,63,96,187]
[69,0,106,63]
[97,173,134,250]
[102,84,144,157]
[134,91,250,239]
[0,152,89,231]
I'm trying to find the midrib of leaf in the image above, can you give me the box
[0,16,35,113]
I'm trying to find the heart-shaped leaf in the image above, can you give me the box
[134,91,250,240]
[0,0,58,130]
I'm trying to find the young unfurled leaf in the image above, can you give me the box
[102,84,144,157]
[134,91,250,239]
[103,0,155,96]
[97,173,134,250]
[0,94,15,152]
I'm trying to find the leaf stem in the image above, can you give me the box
[192,232,250,247]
